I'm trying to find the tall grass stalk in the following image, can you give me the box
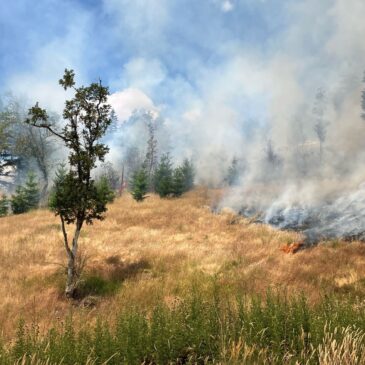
[2,288,365,364]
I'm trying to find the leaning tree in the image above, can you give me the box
[25,69,113,298]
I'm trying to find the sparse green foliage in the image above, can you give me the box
[26,69,113,297]
[0,194,8,216]
[130,166,149,202]
[0,115,10,152]
[144,115,158,190]
[0,97,29,181]
[154,153,173,198]
[0,95,57,195]
[58,69,76,90]
[181,158,195,192]
[98,162,120,190]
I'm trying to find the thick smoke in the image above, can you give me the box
[4,0,365,240]
[216,70,365,241]
[99,0,365,241]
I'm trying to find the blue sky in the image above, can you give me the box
[0,1,292,159]
[1,0,288,86]
[2,0,365,173]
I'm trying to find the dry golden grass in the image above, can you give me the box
[1,187,365,340]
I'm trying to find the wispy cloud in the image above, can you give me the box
[221,0,234,12]
[3,0,365,190]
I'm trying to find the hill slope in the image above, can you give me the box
[1,188,365,340]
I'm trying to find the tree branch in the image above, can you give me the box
[28,123,71,143]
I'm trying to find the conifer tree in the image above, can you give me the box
[154,153,173,198]
[23,171,40,209]
[0,194,8,217]
[171,167,185,197]
[95,176,115,204]
[130,166,148,202]
[11,186,27,214]
[26,69,113,298]
[11,172,40,214]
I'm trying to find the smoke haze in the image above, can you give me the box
[3,0,365,239]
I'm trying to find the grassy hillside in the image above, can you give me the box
[1,188,365,363]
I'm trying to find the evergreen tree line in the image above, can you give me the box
[0,153,237,217]
[130,155,195,202]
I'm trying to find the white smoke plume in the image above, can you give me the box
[4,0,365,240]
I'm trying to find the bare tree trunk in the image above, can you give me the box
[65,254,76,298]
[64,220,82,298]
[119,164,124,196]
[40,180,48,206]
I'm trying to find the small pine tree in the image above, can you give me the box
[154,153,173,198]
[172,167,185,197]
[181,158,195,192]
[11,172,40,214]
[23,171,40,209]
[0,194,8,217]
[11,186,28,214]
[130,167,148,202]
[95,176,115,204]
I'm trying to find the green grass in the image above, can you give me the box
[2,281,365,364]
[77,275,120,298]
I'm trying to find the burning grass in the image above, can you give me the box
[1,188,365,362]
